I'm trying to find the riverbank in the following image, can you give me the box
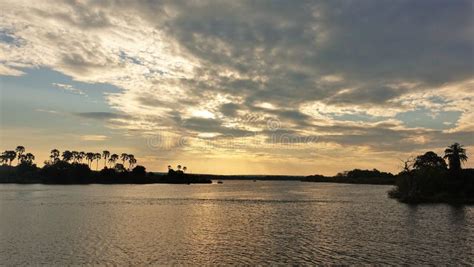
[0,164,211,185]
[301,175,395,185]
[388,168,474,204]
[302,169,395,185]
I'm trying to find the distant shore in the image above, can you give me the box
[0,165,212,185]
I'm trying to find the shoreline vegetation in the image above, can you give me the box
[386,143,473,204]
[0,143,472,204]
[0,148,211,184]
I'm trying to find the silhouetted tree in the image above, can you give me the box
[132,165,146,176]
[102,150,110,169]
[128,154,136,170]
[109,154,119,168]
[79,152,85,163]
[399,157,414,174]
[1,150,16,166]
[444,143,468,171]
[20,153,35,165]
[413,151,447,170]
[0,147,212,184]
[94,153,101,170]
[15,146,25,165]
[85,152,95,167]
[62,150,73,162]
[71,151,79,163]
[120,153,129,165]
[50,149,60,163]
[167,165,176,175]
[183,166,187,173]
[114,163,127,173]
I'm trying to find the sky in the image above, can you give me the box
[0,0,473,175]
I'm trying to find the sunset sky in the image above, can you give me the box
[0,0,473,175]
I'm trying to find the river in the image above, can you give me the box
[0,181,472,265]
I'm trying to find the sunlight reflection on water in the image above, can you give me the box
[0,181,473,265]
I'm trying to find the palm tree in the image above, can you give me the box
[94,153,101,170]
[444,143,468,171]
[15,146,25,165]
[26,153,35,163]
[79,152,85,163]
[71,151,78,163]
[85,152,95,167]
[120,153,129,165]
[109,154,119,168]
[177,165,182,171]
[183,166,187,173]
[62,150,73,162]
[50,149,60,163]
[20,153,35,165]
[102,150,110,169]
[128,154,136,170]
[1,150,16,166]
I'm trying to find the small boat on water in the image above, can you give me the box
[217,180,223,184]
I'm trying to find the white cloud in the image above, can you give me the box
[80,135,108,141]
[0,64,24,76]
[52,83,87,96]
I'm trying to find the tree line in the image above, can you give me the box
[0,146,35,166]
[48,149,138,171]
[1,146,138,172]
[0,146,211,184]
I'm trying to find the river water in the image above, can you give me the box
[0,181,472,265]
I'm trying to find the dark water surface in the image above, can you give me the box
[0,181,472,265]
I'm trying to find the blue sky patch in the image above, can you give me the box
[395,108,461,130]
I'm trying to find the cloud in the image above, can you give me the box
[0,64,24,76]
[52,82,87,96]
[220,103,240,117]
[80,135,108,141]
[74,112,130,120]
[35,108,59,114]
[33,2,112,29]
[181,117,253,137]
[0,0,472,162]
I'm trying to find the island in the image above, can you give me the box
[0,148,211,184]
